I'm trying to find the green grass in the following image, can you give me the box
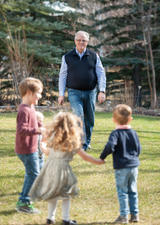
[0,112,160,225]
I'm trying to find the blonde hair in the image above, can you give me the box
[75,31,89,41]
[36,111,44,123]
[18,77,43,97]
[113,104,132,125]
[46,112,83,152]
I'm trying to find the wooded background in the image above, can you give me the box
[0,0,160,109]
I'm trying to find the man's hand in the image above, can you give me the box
[98,92,106,104]
[58,96,64,105]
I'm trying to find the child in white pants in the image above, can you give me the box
[48,198,71,224]
[29,112,105,225]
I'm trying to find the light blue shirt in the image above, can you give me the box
[59,48,106,96]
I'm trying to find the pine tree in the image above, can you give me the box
[0,0,79,104]
[80,0,160,108]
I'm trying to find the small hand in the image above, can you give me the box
[96,159,105,165]
[37,127,46,134]
[40,127,46,134]
[40,142,49,155]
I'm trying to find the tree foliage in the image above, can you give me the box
[0,0,160,108]
[81,0,160,107]
[0,0,83,104]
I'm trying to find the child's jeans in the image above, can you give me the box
[115,167,139,217]
[17,151,40,203]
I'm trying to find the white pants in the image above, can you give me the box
[47,197,70,222]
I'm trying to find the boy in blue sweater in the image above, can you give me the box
[100,104,141,224]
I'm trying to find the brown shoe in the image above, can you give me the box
[113,215,128,224]
[129,214,139,222]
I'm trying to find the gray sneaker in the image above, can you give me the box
[113,215,128,224]
[129,214,139,223]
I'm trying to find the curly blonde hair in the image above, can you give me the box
[46,112,83,152]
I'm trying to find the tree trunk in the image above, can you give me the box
[146,28,157,108]
[139,1,157,109]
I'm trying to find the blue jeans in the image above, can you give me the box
[17,151,40,203]
[115,167,139,217]
[68,88,96,150]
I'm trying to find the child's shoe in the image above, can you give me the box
[16,200,40,214]
[46,218,55,224]
[129,214,139,223]
[62,220,77,225]
[113,215,128,224]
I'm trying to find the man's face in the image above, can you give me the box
[74,33,88,53]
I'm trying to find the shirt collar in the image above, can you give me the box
[75,48,86,58]
[116,125,131,130]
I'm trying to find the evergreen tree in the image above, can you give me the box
[1,0,160,108]
[83,0,160,108]
[0,0,79,104]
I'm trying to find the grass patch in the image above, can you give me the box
[0,112,160,225]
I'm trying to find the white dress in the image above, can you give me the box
[29,148,79,201]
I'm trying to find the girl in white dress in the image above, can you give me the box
[29,112,104,225]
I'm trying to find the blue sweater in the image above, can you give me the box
[100,129,141,169]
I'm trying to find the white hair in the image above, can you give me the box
[74,31,89,41]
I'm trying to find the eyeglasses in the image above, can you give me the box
[76,39,88,43]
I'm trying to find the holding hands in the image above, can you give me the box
[40,141,49,156]
[77,149,105,165]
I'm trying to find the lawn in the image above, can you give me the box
[0,111,160,225]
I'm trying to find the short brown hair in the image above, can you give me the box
[46,112,83,152]
[113,104,132,125]
[18,77,43,97]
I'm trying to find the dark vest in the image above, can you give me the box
[65,48,97,91]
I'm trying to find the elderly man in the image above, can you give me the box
[58,31,106,151]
